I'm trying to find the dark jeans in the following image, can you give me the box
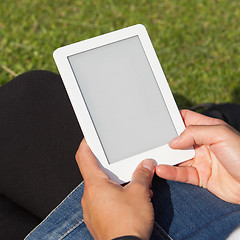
[0,71,240,239]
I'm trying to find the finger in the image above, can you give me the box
[156,165,199,186]
[180,109,226,127]
[75,139,108,182]
[178,159,194,167]
[130,159,155,189]
[169,125,229,149]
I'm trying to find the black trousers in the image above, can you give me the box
[0,71,83,240]
[1,70,240,240]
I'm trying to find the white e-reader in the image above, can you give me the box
[53,24,195,184]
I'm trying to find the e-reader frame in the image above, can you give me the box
[53,24,195,184]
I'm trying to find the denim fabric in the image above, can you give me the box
[24,182,93,240]
[151,176,240,239]
[25,176,240,240]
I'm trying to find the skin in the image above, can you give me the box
[76,110,240,239]
[76,139,155,240]
[157,110,240,204]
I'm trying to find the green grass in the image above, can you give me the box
[1,0,240,108]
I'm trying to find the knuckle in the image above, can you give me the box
[84,180,94,192]
[184,125,196,135]
[75,151,78,160]
[182,109,190,114]
[83,180,99,199]
[138,167,152,179]
[75,153,79,162]
[214,119,225,125]
[75,148,81,162]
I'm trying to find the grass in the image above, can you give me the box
[1,0,240,108]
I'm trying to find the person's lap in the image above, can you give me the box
[1,70,240,239]
[24,175,240,240]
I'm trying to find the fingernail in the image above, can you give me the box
[169,136,180,147]
[142,159,156,172]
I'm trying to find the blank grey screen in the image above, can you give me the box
[68,36,177,164]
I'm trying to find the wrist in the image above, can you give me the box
[99,231,143,240]
[97,226,146,240]
[112,236,142,240]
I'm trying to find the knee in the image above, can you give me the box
[1,70,64,104]
[10,70,63,96]
[14,70,60,87]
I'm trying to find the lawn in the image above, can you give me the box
[1,0,240,108]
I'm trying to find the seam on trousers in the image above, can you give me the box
[24,181,84,239]
[153,221,173,240]
[58,219,85,240]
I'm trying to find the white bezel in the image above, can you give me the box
[53,24,195,184]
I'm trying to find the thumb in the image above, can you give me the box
[76,139,109,183]
[130,159,156,188]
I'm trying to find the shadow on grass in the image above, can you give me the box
[173,93,195,110]
[231,85,240,104]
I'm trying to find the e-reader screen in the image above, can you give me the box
[68,36,177,164]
